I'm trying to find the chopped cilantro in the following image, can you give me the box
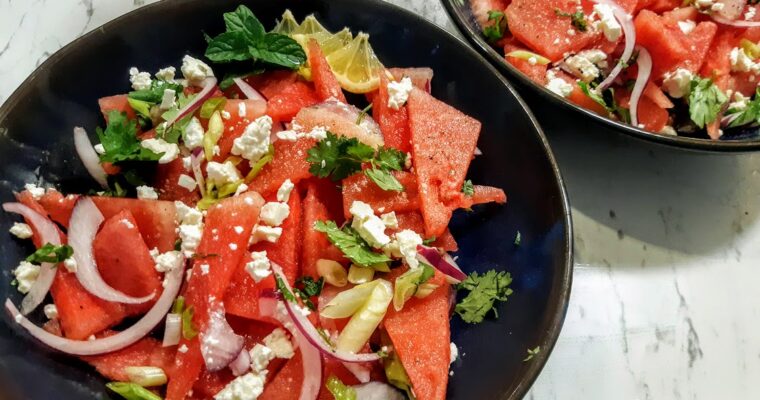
[294,276,324,310]
[26,243,73,265]
[205,5,306,69]
[554,9,588,32]
[514,231,522,246]
[688,77,727,129]
[106,382,162,400]
[523,346,541,362]
[728,88,760,128]
[461,179,474,196]
[156,92,195,143]
[275,275,297,302]
[325,375,357,400]
[455,270,513,324]
[483,10,508,42]
[313,220,392,267]
[96,111,162,164]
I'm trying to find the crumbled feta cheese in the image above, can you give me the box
[260,202,290,226]
[263,328,294,359]
[450,342,459,364]
[245,251,271,283]
[593,4,622,42]
[232,116,272,162]
[250,344,275,372]
[660,126,678,136]
[677,20,696,34]
[178,344,189,353]
[43,304,58,320]
[694,0,716,12]
[387,77,413,110]
[563,50,608,83]
[182,156,192,171]
[9,222,33,239]
[129,67,152,90]
[234,183,249,196]
[121,219,135,229]
[24,183,45,200]
[238,102,247,118]
[141,138,180,164]
[711,2,724,12]
[349,201,390,248]
[206,161,242,187]
[746,7,757,20]
[214,372,265,400]
[729,92,751,111]
[661,68,694,99]
[178,174,197,192]
[380,212,398,229]
[545,70,573,97]
[234,226,244,234]
[229,243,238,251]
[221,110,231,120]
[160,88,176,110]
[387,229,423,269]
[305,126,328,140]
[175,201,203,225]
[63,257,78,273]
[730,47,759,73]
[94,144,105,154]
[179,224,203,257]
[13,261,40,294]
[153,250,184,272]
[276,179,294,203]
[183,117,205,150]
[275,129,299,141]
[251,225,282,244]
[528,56,538,65]
[136,185,159,200]
[155,66,176,82]
[181,55,214,86]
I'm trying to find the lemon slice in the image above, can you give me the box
[293,14,330,37]
[325,32,384,94]
[272,10,299,35]
[292,28,353,81]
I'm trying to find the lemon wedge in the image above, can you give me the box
[272,10,299,35]
[325,32,384,94]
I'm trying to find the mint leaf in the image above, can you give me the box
[224,5,265,40]
[314,220,392,267]
[206,31,252,63]
[96,111,162,163]
[26,243,73,265]
[455,270,513,324]
[249,33,308,69]
[106,382,161,400]
[688,77,727,129]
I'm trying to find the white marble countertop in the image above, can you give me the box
[2,0,760,399]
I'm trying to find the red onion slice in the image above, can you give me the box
[229,349,251,376]
[73,127,108,188]
[417,245,467,283]
[3,203,60,315]
[630,46,652,129]
[263,264,382,363]
[594,0,636,91]
[352,382,405,400]
[69,198,154,304]
[342,361,371,383]
[162,313,181,347]
[234,77,266,101]
[200,304,245,372]
[190,151,206,198]
[165,77,218,127]
[5,262,184,355]
[712,14,760,27]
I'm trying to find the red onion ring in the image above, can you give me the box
[200,304,245,372]
[3,203,60,315]
[234,77,266,101]
[417,245,466,283]
[229,349,251,376]
[190,151,206,198]
[162,313,181,347]
[69,198,154,304]
[593,0,636,91]
[165,77,218,127]
[5,261,184,355]
[73,127,108,188]
[711,14,760,27]
[630,46,652,129]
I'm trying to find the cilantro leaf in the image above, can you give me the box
[314,220,392,267]
[514,231,522,246]
[374,147,405,171]
[455,270,513,324]
[483,10,508,42]
[688,77,727,129]
[128,80,182,104]
[106,382,162,400]
[26,243,73,265]
[461,179,474,196]
[554,9,588,32]
[728,89,760,128]
[294,276,324,310]
[364,168,403,191]
[97,111,162,163]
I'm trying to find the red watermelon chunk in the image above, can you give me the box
[617,91,670,133]
[244,71,299,99]
[395,212,458,252]
[93,209,162,315]
[506,0,598,61]
[82,334,174,381]
[98,94,137,122]
[259,351,303,400]
[503,40,548,85]
[307,39,347,103]
[214,99,268,162]
[50,270,126,340]
[91,197,178,252]
[637,0,681,13]
[37,190,79,228]
[248,138,316,198]
[317,356,361,400]
[267,82,320,122]
[388,68,434,92]
[470,0,509,28]
[373,74,412,152]
[700,29,739,81]
[407,88,481,237]
[341,171,420,219]
[154,158,201,206]
[303,180,346,279]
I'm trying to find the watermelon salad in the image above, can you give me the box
[4,6,513,400]
[470,0,760,140]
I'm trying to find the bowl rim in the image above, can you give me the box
[0,0,574,398]
[440,0,760,152]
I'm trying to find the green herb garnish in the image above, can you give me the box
[313,220,392,267]
[455,270,513,324]
[461,179,474,196]
[294,276,324,310]
[554,9,588,32]
[106,382,162,400]
[483,10,508,42]
[96,111,162,163]
[688,77,727,129]
[26,243,73,265]
[728,88,760,128]
[275,275,297,302]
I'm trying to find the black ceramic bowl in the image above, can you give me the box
[442,0,760,152]
[0,0,572,398]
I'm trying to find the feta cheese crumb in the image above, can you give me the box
[276,179,294,202]
[260,202,291,226]
[221,110,231,120]
[264,328,294,359]
[214,372,265,400]
[206,161,242,187]
[250,344,275,372]
[387,229,423,269]
[729,92,750,111]
[349,201,390,248]
[387,77,414,110]
[43,304,58,320]
[250,225,282,244]
[129,67,152,90]
[238,102,247,118]
[232,116,272,162]
[153,250,184,272]
[746,7,757,20]
[141,138,180,164]
[660,126,678,136]
[593,4,622,42]
[136,185,159,200]
[234,183,249,196]
[155,66,176,82]
[677,20,696,34]
[661,68,694,99]
[179,224,203,257]
[24,183,45,200]
[176,201,203,225]
[200,263,210,275]
[245,251,272,283]
[234,226,244,234]
[450,342,459,364]
[9,222,33,239]
[183,117,205,150]
[178,174,197,192]
[563,50,608,83]
[380,212,398,229]
[181,55,214,86]
[13,261,40,294]
[229,243,238,250]
[63,257,78,273]
[160,88,176,110]
[120,219,135,229]
[94,144,105,154]
[178,344,189,353]
[730,47,759,73]
[545,70,573,97]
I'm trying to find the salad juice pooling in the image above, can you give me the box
[472,0,760,140]
[4,6,515,400]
